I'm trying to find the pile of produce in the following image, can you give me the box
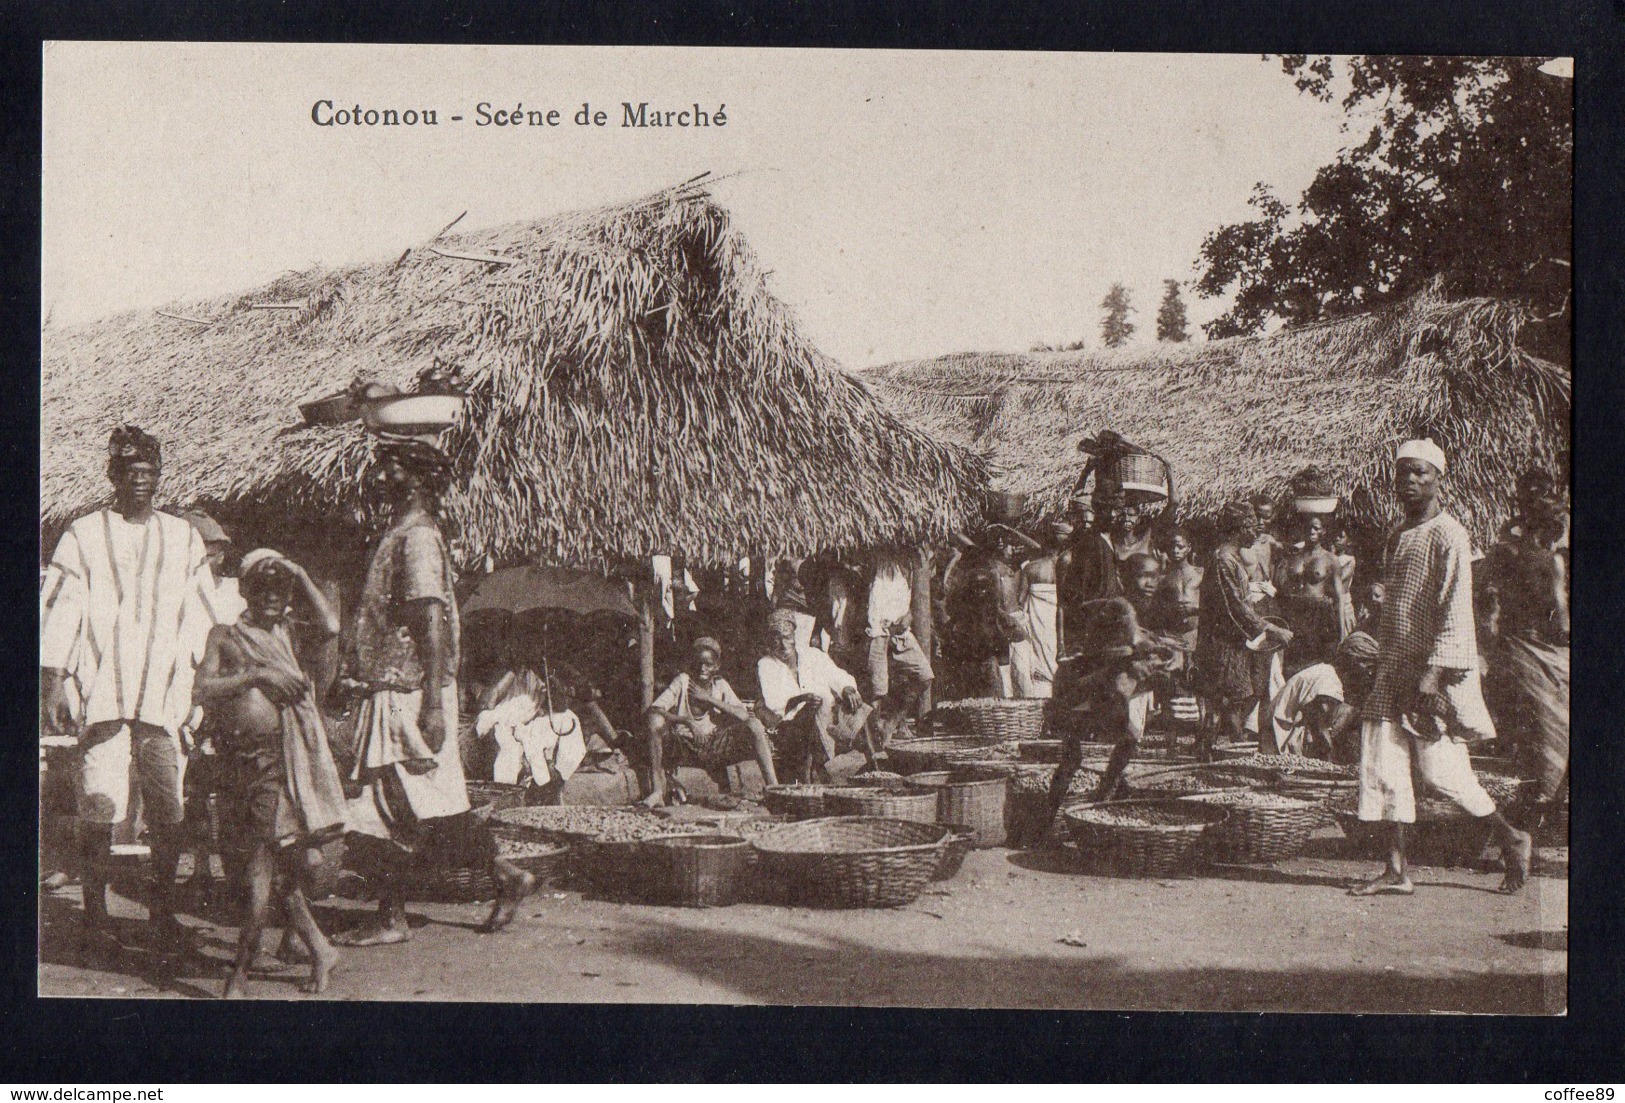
[495,836,567,860]
[497,806,662,839]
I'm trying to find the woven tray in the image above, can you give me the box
[763,784,841,821]
[887,735,1009,773]
[645,834,753,907]
[1179,790,1321,864]
[1064,800,1229,877]
[932,825,975,881]
[934,767,1010,847]
[493,805,663,845]
[1126,763,1276,797]
[826,785,942,825]
[751,816,949,908]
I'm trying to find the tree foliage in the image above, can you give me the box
[1100,282,1135,347]
[1156,279,1189,342]
[1194,56,1572,349]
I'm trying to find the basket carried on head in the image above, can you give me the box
[1064,800,1229,877]
[1329,795,1494,867]
[751,816,950,908]
[929,767,1011,847]
[827,785,942,825]
[1179,790,1321,864]
[933,824,975,881]
[763,784,841,821]
[646,834,752,907]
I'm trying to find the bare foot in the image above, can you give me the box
[1348,872,1415,897]
[301,946,339,994]
[332,923,411,947]
[482,870,536,933]
[637,791,666,809]
[1498,830,1533,895]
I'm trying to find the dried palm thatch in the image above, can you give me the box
[42,178,985,567]
[865,288,1569,545]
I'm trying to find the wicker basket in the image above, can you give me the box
[1126,763,1276,797]
[1005,765,1105,846]
[934,767,1010,847]
[1179,790,1321,864]
[763,784,841,821]
[1018,740,1063,763]
[752,816,949,908]
[405,832,571,902]
[844,772,921,790]
[905,770,953,786]
[646,833,753,907]
[932,824,976,881]
[955,698,1048,743]
[887,735,1009,773]
[827,785,942,825]
[586,836,663,901]
[1064,800,1229,877]
[493,836,574,888]
[465,781,528,815]
[1329,796,1494,867]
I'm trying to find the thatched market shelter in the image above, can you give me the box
[42,177,986,570]
[865,290,1569,547]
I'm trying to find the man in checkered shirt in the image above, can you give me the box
[1350,438,1533,897]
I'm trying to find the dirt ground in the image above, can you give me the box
[38,829,1566,1013]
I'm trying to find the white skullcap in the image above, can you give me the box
[1396,438,1447,475]
[238,548,288,576]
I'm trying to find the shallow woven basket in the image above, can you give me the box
[1127,763,1276,798]
[1179,790,1321,864]
[934,767,1011,847]
[465,781,528,815]
[905,769,954,786]
[751,816,949,908]
[932,825,976,881]
[887,735,1008,773]
[1004,765,1105,846]
[646,834,753,907]
[587,836,667,901]
[1329,796,1494,867]
[1064,800,1229,877]
[827,785,942,825]
[763,784,841,821]
[405,830,571,902]
[1018,740,1063,763]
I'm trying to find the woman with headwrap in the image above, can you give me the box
[1195,502,1293,758]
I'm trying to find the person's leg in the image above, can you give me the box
[224,844,274,998]
[638,715,671,807]
[1414,734,1531,893]
[282,884,339,994]
[1351,720,1417,895]
[332,835,413,946]
[742,717,779,789]
[77,822,113,933]
[1093,735,1140,802]
[809,698,839,781]
[135,725,190,945]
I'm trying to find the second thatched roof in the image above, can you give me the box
[42,178,986,567]
[865,289,1569,546]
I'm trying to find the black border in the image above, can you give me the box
[3,0,1621,1084]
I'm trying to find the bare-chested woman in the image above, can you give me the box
[194,550,348,998]
[1276,512,1345,676]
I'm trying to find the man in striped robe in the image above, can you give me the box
[40,426,218,947]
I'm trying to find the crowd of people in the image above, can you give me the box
[39,420,1569,996]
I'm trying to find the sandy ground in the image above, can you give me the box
[38,831,1567,1013]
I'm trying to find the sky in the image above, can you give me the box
[42,43,1356,367]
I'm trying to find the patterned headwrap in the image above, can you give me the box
[1217,500,1257,536]
[108,425,161,469]
[765,608,799,636]
[1334,630,1379,665]
[692,636,723,659]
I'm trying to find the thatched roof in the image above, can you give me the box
[41,178,985,567]
[865,290,1569,546]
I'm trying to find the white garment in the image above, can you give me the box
[1009,581,1059,698]
[757,646,858,721]
[40,509,216,736]
[651,672,746,739]
[480,695,586,787]
[867,556,913,633]
[1357,718,1496,822]
[347,682,470,833]
[1268,663,1344,755]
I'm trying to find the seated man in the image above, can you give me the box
[641,637,778,807]
[757,609,874,782]
[1266,630,1378,762]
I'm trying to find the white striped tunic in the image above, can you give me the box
[40,508,216,736]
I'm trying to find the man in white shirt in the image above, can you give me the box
[865,549,935,743]
[39,426,217,947]
[758,609,873,781]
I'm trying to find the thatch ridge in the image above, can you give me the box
[864,290,1569,546]
[43,179,986,566]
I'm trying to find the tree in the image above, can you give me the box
[1156,279,1189,342]
[1194,56,1571,353]
[1100,282,1135,347]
